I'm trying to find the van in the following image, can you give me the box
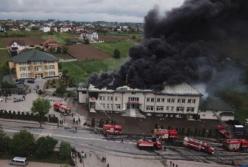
[9,157,28,166]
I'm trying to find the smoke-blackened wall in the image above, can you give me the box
[89,0,248,92]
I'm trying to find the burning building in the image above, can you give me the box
[78,83,201,118]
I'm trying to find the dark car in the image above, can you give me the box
[15,79,25,85]
[27,79,35,84]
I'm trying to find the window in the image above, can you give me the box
[110,97,113,101]
[128,97,139,102]
[182,99,185,103]
[99,96,102,100]
[157,98,160,102]
[171,106,174,111]
[166,106,169,110]
[48,71,55,76]
[116,104,121,109]
[115,97,118,101]
[187,107,195,112]
[107,104,110,109]
[171,98,175,103]
[102,96,105,101]
[49,65,55,69]
[192,99,196,103]
[176,107,184,112]
[156,106,164,111]
[19,67,26,71]
[146,106,154,111]
[151,98,154,102]
[177,99,181,103]
[188,99,192,103]
[162,98,165,102]
[167,98,171,103]
[147,98,150,102]
[20,73,27,78]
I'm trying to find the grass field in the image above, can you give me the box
[60,57,127,84]
[93,40,135,58]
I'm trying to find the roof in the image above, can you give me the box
[11,50,58,63]
[161,83,201,96]
[13,157,27,162]
[87,83,201,96]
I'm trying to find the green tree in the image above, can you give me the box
[59,142,71,160]
[55,81,67,97]
[0,128,11,153]
[113,49,121,59]
[35,136,57,158]
[31,98,51,127]
[10,130,35,156]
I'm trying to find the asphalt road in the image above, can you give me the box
[1,118,248,167]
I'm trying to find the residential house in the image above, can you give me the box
[80,31,99,43]
[9,50,59,79]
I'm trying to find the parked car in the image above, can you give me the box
[27,79,35,84]
[13,97,24,102]
[15,79,25,85]
[9,157,28,166]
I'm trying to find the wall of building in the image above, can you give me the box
[79,88,200,115]
[13,61,59,79]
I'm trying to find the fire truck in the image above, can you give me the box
[183,137,215,154]
[137,137,162,150]
[223,139,248,152]
[53,102,71,115]
[216,125,231,139]
[153,129,178,140]
[102,124,123,135]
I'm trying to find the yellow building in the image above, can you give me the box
[9,50,59,79]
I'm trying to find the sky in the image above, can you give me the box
[0,0,185,22]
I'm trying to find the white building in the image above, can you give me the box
[9,41,26,56]
[78,83,201,118]
[41,26,51,33]
[80,32,99,43]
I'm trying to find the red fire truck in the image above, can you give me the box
[153,129,178,140]
[216,125,231,139]
[183,137,215,154]
[53,102,71,115]
[137,137,162,150]
[102,124,123,135]
[223,139,248,152]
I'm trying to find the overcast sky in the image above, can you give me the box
[0,0,185,22]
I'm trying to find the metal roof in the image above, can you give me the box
[13,157,27,162]
[11,49,58,63]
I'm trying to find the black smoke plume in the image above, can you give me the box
[89,0,248,92]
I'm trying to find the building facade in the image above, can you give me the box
[9,50,59,79]
[78,83,201,117]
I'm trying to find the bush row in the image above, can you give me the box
[0,110,58,123]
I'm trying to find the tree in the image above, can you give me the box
[10,130,35,156]
[35,136,57,158]
[31,98,51,128]
[59,142,71,160]
[55,81,67,97]
[113,49,121,59]
[0,128,11,153]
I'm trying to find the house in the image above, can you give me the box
[9,50,59,79]
[41,26,51,33]
[8,41,26,56]
[78,83,201,118]
[43,39,60,52]
[60,26,72,33]
[79,31,99,43]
